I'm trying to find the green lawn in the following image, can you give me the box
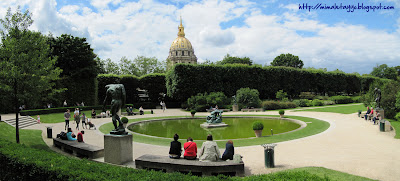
[285,167,376,181]
[100,115,330,148]
[0,122,49,151]
[388,119,400,139]
[293,103,367,114]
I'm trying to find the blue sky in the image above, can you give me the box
[0,0,399,74]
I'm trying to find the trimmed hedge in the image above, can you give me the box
[20,106,112,116]
[166,64,382,101]
[262,101,297,110]
[0,139,330,180]
[329,96,353,104]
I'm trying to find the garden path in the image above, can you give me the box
[20,107,400,181]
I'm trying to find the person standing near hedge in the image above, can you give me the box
[64,109,70,130]
[169,133,182,159]
[75,112,80,130]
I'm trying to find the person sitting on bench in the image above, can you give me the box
[139,106,144,115]
[88,119,96,130]
[199,134,220,162]
[169,133,182,159]
[364,107,371,120]
[126,106,134,116]
[77,131,85,142]
[373,113,381,125]
[66,128,77,141]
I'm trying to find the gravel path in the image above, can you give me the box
[13,107,400,181]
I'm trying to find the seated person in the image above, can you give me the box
[77,131,84,142]
[368,108,374,121]
[183,137,197,160]
[66,128,77,141]
[373,113,381,125]
[139,106,144,115]
[106,110,111,117]
[199,134,220,162]
[91,109,96,118]
[169,133,182,159]
[126,107,133,116]
[88,120,96,130]
[222,140,234,161]
[364,107,371,120]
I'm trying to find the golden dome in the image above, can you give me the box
[168,16,197,65]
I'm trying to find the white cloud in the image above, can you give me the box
[0,0,399,74]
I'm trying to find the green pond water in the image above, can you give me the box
[128,117,301,140]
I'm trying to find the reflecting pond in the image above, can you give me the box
[128,117,301,140]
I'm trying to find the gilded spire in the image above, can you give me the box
[178,16,185,37]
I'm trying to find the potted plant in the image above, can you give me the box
[190,110,196,117]
[121,117,129,128]
[279,110,285,118]
[252,121,264,137]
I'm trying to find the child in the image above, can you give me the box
[37,115,41,124]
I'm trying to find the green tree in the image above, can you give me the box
[370,64,397,80]
[119,56,138,75]
[218,54,253,65]
[0,7,61,143]
[271,53,304,68]
[49,34,99,105]
[276,90,288,101]
[133,56,165,76]
[101,58,120,74]
[236,87,261,108]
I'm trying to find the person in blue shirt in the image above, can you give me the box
[66,128,77,141]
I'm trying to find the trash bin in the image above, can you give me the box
[47,127,52,138]
[262,143,277,168]
[380,120,385,132]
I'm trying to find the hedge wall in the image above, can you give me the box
[166,64,382,101]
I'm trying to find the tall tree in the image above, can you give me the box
[271,53,304,68]
[370,64,397,80]
[0,7,61,143]
[133,56,165,76]
[119,56,138,75]
[218,54,253,65]
[49,34,99,105]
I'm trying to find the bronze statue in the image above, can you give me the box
[102,84,127,135]
[374,88,381,109]
[206,110,223,123]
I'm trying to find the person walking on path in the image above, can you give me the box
[162,102,167,112]
[64,109,70,130]
[75,112,80,130]
[81,113,87,129]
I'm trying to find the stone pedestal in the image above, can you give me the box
[104,134,133,165]
[375,108,384,120]
[232,105,239,112]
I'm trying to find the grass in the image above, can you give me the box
[293,103,366,114]
[388,119,400,139]
[285,167,376,181]
[32,109,151,123]
[0,122,49,151]
[99,115,330,148]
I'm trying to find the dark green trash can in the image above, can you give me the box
[262,144,277,168]
[380,120,385,132]
[47,127,52,138]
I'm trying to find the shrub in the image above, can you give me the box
[121,117,129,123]
[351,96,361,103]
[276,90,288,100]
[261,101,297,110]
[311,99,324,106]
[236,88,261,108]
[279,110,285,115]
[299,92,316,99]
[323,100,335,105]
[187,92,229,112]
[252,121,264,130]
[395,112,400,121]
[190,110,197,114]
[329,96,353,104]
[293,99,311,107]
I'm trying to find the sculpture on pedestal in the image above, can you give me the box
[206,110,223,123]
[102,84,127,135]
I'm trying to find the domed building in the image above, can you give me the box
[168,17,197,65]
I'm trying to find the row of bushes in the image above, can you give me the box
[166,64,387,101]
[0,138,329,180]
[261,95,358,110]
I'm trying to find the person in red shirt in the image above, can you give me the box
[183,137,197,160]
[77,131,84,142]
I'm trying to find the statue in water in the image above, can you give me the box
[206,109,223,123]
[374,88,381,109]
[102,84,127,135]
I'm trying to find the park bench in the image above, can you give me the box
[135,154,244,177]
[53,138,104,159]
[241,108,263,112]
[206,109,230,112]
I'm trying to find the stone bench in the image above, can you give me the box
[135,154,244,177]
[206,109,230,112]
[241,108,263,112]
[53,138,104,159]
